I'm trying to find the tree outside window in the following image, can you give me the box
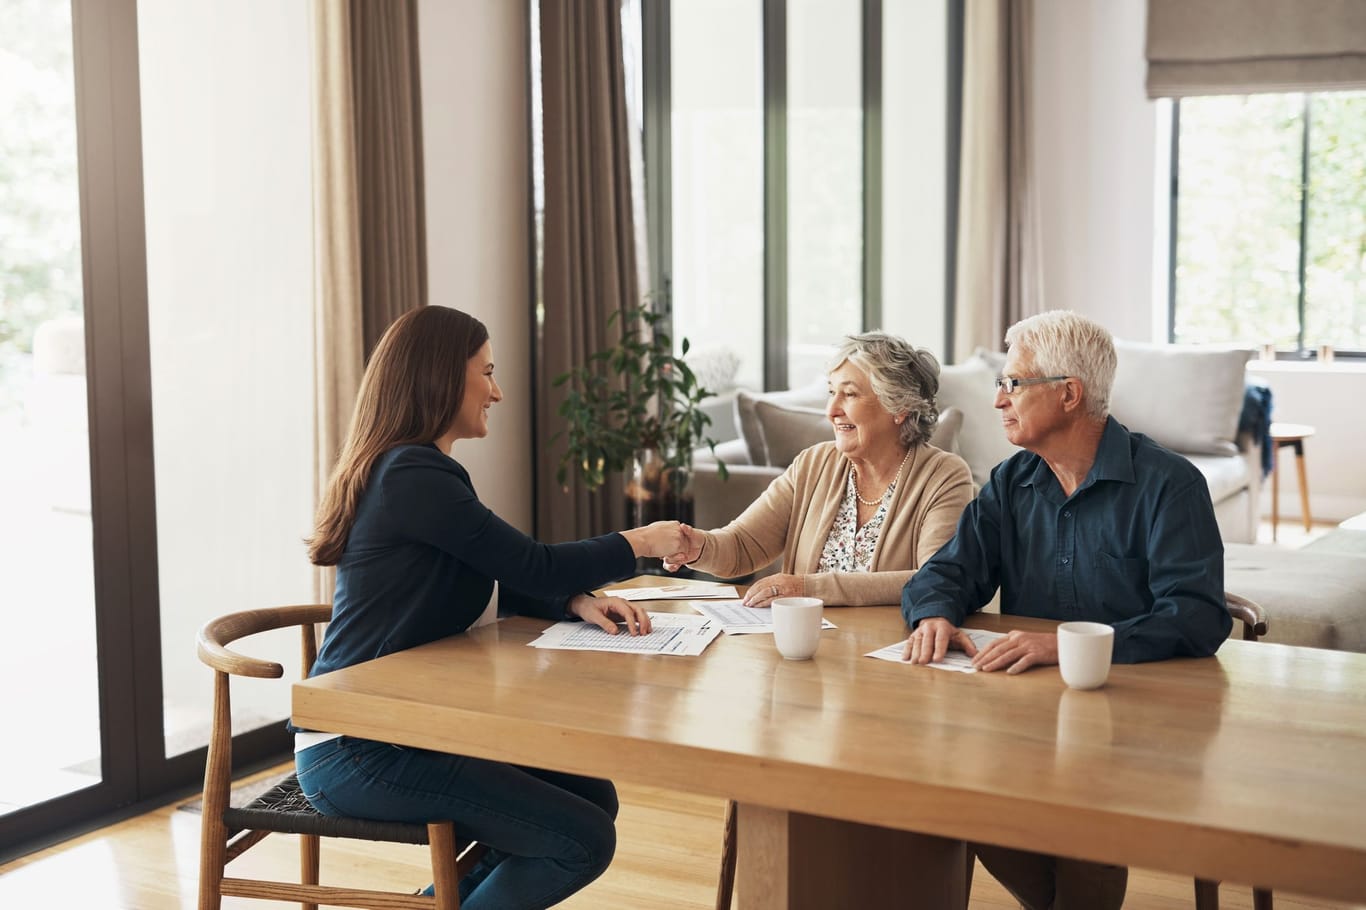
[1172,91,1366,356]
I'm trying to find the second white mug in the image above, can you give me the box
[1057,621,1114,689]
[771,596,824,660]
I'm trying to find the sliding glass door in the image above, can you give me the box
[0,0,309,858]
[0,0,103,821]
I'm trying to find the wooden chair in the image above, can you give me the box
[196,604,487,910]
[714,594,1276,910]
[1194,593,1273,910]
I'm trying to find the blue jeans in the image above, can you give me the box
[296,737,618,910]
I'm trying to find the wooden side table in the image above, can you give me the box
[1270,422,1315,541]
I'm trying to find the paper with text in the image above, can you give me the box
[865,629,1007,673]
[603,584,741,602]
[528,612,721,656]
[691,600,838,635]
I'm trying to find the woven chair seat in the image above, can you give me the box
[223,773,434,846]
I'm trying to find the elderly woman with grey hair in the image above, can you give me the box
[665,331,974,607]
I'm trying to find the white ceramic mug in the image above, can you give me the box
[1056,621,1115,690]
[771,597,824,660]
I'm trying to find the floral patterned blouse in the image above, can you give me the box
[817,470,894,574]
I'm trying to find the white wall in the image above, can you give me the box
[1032,0,1158,343]
[419,0,532,531]
[1247,362,1366,523]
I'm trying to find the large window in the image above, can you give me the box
[1170,91,1366,356]
[646,0,895,394]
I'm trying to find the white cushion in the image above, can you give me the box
[936,355,1020,486]
[1183,451,1254,504]
[1109,340,1250,456]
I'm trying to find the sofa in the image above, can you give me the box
[693,340,1265,544]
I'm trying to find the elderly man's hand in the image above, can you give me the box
[901,617,978,664]
[970,629,1058,673]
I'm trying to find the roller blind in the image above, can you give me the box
[1146,0,1366,98]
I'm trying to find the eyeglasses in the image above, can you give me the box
[994,375,1070,395]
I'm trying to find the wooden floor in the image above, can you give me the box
[0,763,1360,909]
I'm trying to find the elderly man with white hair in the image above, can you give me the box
[899,310,1232,909]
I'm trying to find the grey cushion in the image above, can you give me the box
[753,399,829,465]
[751,401,965,467]
[1109,340,1251,456]
[1224,543,1366,653]
[733,381,828,465]
[935,355,1020,486]
[929,407,964,454]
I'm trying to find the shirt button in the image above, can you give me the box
[1063,510,1072,518]
[1061,557,1071,565]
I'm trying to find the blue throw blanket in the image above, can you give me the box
[1238,379,1274,478]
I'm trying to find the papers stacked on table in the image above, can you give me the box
[690,600,838,635]
[528,612,720,656]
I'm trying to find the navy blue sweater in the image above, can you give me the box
[310,444,636,679]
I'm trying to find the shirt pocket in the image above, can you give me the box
[1090,552,1150,617]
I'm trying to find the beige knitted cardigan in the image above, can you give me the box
[690,441,974,606]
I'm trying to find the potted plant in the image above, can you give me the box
[554,303,727,528]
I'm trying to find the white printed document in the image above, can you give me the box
[691,600,838,635]
[865,629,1007,673]
[602,583,741,602]
[528,612,721,656]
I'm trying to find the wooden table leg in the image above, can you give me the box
[1271,443,1281,542]
[736,803,966,910]
[1293,439,1312,532]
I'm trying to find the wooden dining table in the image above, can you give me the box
[293,575,1366,907]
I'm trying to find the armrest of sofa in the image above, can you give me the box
[692,461,782,531]
[694,438,753,467]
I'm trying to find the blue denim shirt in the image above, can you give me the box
[902,417,1231,664]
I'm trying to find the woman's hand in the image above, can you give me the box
[741,573,806,606]
[567,594,653,635]
[620,521,691,561]
[662,525,705,572]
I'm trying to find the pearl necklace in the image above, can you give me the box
[852,447,914,508]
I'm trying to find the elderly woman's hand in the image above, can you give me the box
[741,573,806,607]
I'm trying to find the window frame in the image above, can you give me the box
[642,0,894,392]
[1167,93,1366,360]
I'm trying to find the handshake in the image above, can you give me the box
[620,521,705,570]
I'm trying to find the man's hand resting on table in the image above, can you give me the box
[901,617,979,664]
[901,619,1059,673]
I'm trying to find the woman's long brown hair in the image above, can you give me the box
[308,306,489,566]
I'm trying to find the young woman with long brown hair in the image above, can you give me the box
[296,306,689,909]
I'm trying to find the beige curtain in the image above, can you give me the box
[1146,0,1366,98]
[310,0,364,602]
[349,0,428,352]
[536,0,640,542]
[953,0,1042,361]
[309,0,427,600]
